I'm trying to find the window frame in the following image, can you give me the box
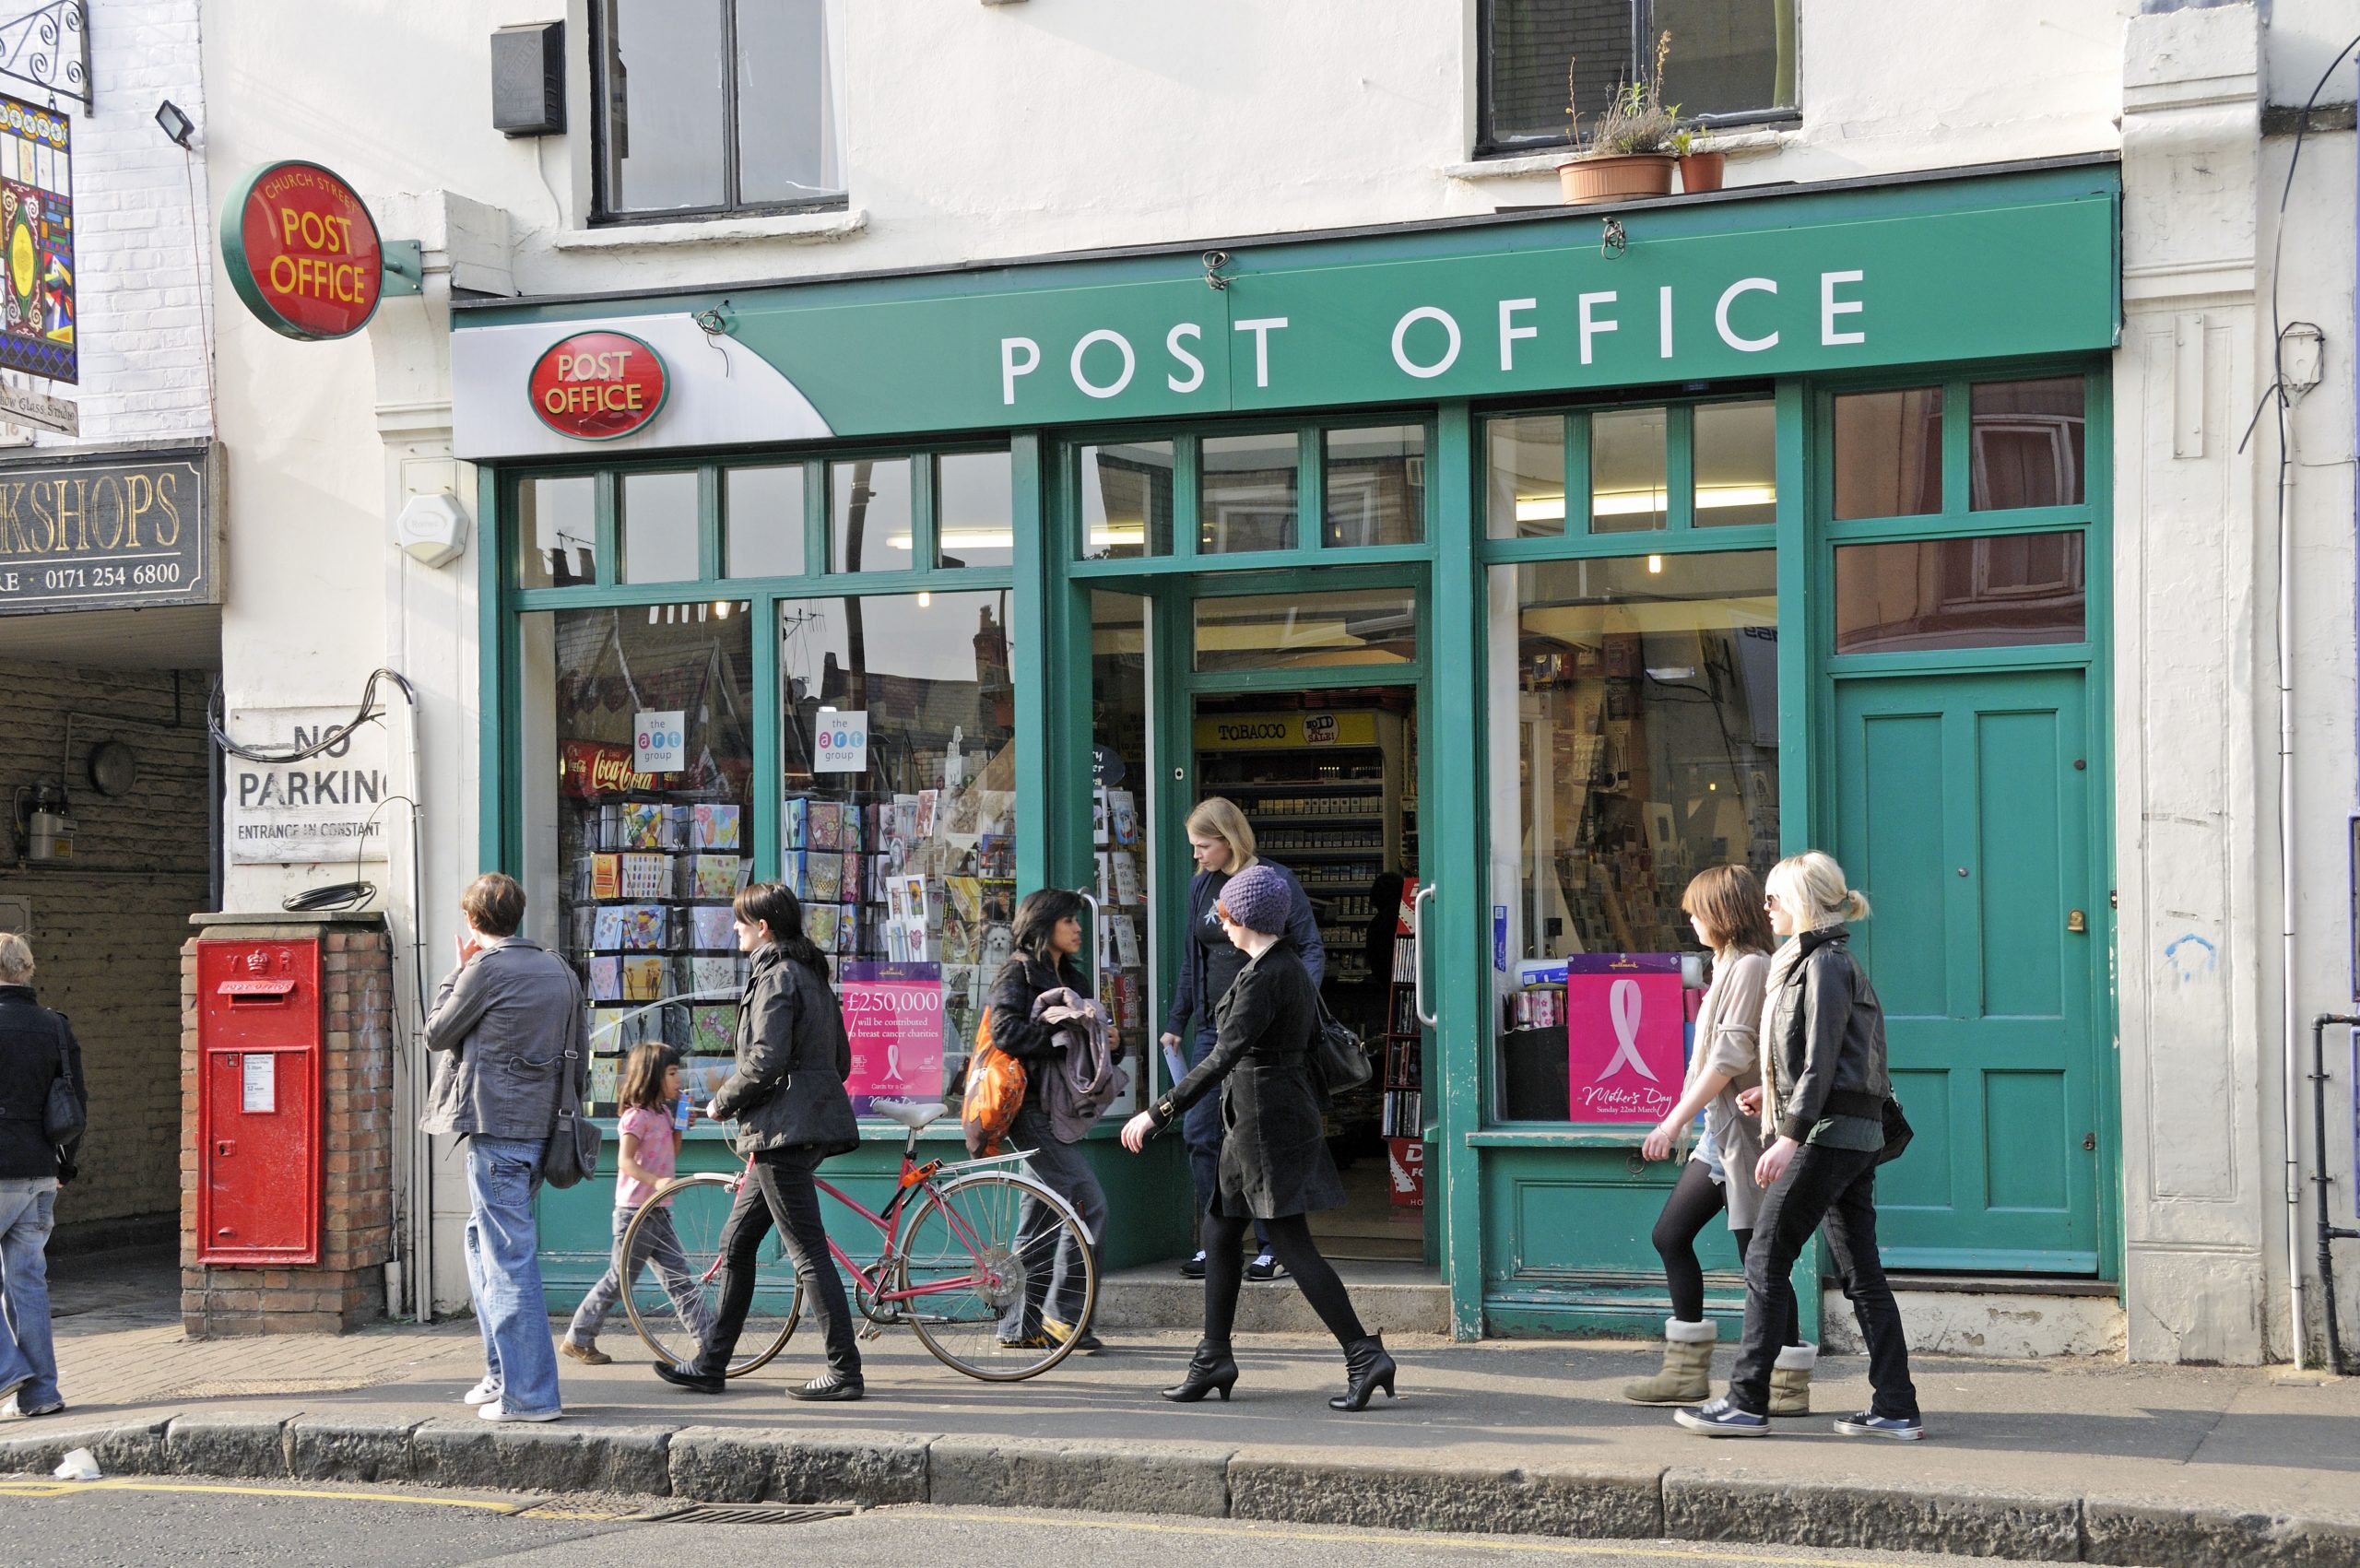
[589,0,849,227]
[1473,0,1801,160]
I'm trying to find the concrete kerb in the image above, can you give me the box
[3,1413,2357,1566]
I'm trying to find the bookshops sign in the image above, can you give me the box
[226,706,393,865]
[0,447,215,614]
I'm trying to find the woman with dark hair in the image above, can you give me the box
[652,882,864,1401]
[1121,864,1395,1412]
[985,888,1113,1353]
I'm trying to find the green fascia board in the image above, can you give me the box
[454,164,2119,442]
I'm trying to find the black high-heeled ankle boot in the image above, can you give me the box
[1161,1339,1240,1402]
[1328,1333,1398,1411]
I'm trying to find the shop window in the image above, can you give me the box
[1833,531,2086,654]
[1194,587,1416,674]
[1089,591,1155,1118]
[594,0,843,221]
[1478,0,1794,157]
[1590,407,1668,533]
[1487,415,1567,539]
[1971,378,2085,511]
[1832,386,1943,521]
[935,450,1014,571]
[518,602,757,1114]
[1692,399,1776,527]
[620,471,700,584]
[723,466,806,580]
[776,591,1020,1101]
[1323,426,1425,547]
[517,475,596,589]
[1077,440,1175,560]
[1200,432,1298,555]
[830,457,913,574]
[1486,550,1778,1123]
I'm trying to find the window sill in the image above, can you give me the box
[1466,1127,1653,1149]
[1445,125,1790,182]
[552,207,870,253]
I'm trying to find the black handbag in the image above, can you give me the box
[42,1016,82,1143]
[538,1046,604,1189]
[1307,995,1374,1101]
[1874,1094,1913,1166]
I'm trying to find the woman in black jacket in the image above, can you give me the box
[985,889,1111,1352]
[654,882,864,1402]
[1121,864,1396,1412]
[1675,850,1922,1442]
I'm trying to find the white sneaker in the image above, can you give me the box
[478,1399,561,1423]
[461,1376,502,1407]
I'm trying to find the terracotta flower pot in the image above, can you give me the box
[1678,151,1727,194]
[1557,153,1676,206]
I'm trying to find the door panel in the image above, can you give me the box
[1834,671,2098,1273]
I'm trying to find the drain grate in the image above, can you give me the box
[633,1502,856,1526]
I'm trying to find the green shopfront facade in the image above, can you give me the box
[450,159,2123,1338]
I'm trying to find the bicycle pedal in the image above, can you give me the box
[858,1321,885,1341]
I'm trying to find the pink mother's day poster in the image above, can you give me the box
[841,961,946,1114]
[1565,953,1684,1123]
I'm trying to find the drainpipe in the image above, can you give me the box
[2279,409,2306,1369]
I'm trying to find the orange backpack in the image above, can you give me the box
[958,1006,1026,1157]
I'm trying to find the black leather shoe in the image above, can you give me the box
[790,1371,865,1402]
[1178,1250,1207,1279]
[1328,1333,1398,1412]
[1161,1339,1240,1402]
[654,1362,726,1395]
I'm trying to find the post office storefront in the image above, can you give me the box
[450,159,2121,1338]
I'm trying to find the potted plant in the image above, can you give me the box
[1558,33,1681,206]
[1673,127,1726,194]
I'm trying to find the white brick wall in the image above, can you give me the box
[24,0,211,452]
[0,655,211,1229]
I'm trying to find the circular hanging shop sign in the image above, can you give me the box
[219,160,385,341]
[527,331,669,442]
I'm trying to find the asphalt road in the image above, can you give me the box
[0,1480,2138,1568]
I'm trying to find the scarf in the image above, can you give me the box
[1758,936,1808,1138]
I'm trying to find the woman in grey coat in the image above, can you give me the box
[654,882,863,1402]
[1121,863,1397,1412]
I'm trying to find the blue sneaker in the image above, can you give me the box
[1674,1396,1769,1436]
[1834,1410,1925,1441]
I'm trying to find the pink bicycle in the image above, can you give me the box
[617,1098,1098,1382]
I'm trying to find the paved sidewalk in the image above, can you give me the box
[15,1247,2360,1565]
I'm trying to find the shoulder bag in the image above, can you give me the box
[538,1045,604,1188]
[1307,992,1373,1101]
[43,1015,83,1144]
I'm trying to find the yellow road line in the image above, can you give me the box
[920,1509,1890,1567]
[0,1479,535,1512]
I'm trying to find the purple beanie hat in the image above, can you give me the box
[1216,863,1291,937]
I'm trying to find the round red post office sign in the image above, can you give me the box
[218,160,385,341]
[528,331,669,441]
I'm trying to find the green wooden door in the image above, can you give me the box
[1832,671,2100,1273]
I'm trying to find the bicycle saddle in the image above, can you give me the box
[869,1098,948,1131]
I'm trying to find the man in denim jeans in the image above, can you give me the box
[0,932,85,1420]
[422,874,588,1423]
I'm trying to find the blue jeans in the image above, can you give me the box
[568,1203,711,1347]
[463,1137,561,1416]
[0,1179,58,1409]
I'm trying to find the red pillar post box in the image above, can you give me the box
[195,938,324,1266]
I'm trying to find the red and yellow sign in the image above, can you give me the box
[219,160,384,341]
[528,331,667,441]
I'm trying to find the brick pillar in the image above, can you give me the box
[180,914,396,1337]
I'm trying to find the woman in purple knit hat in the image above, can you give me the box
[1120,862,1397,1412]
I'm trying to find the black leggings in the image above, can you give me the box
[1201,1210,1366,1348]
[1653,1157,1800,1345]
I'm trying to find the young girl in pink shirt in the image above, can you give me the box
[561,1043,713,1364]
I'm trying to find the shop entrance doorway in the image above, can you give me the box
[1085,577,1436,1271]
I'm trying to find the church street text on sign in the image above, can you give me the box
[219,160,386,341]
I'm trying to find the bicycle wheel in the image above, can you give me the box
[896,1172,1095,1381]
[620,1173,801,1376]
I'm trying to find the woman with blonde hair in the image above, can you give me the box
[1624,865,1810,1411]
[1676,851,1922,1441]
[1157,796,1324,1281]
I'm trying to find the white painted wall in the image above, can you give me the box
[190,0,2360,1345]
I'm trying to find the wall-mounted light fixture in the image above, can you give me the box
[154,100,195,148]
